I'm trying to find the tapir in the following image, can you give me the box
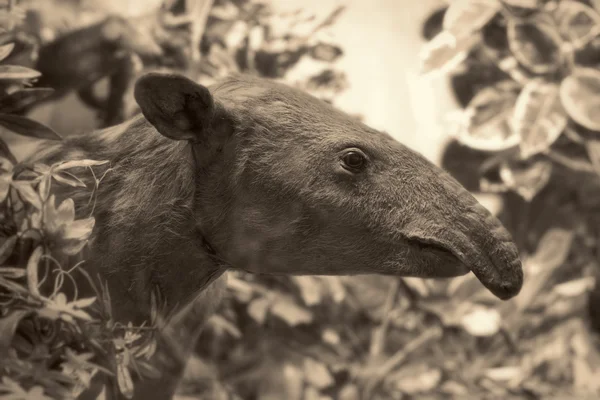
[22,73,523,399]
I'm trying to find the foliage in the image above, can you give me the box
[421,0,600,398]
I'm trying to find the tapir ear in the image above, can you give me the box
[134,72,216,141]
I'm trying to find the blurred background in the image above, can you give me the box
[2,0,600,399]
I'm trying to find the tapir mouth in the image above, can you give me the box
[408,238,470,278]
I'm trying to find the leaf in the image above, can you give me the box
[499,158,552,201]
[553,277,595,297]
[419,31,479,75]
[116,360,134,399]
[38,173,51,202]
[501,0,538,8]
[11,181,42,209]
[0,267,25,279]
[26,245,43,300]
[0,309,31,354]
[72,296,97,309]
[0,235,16,265]
[0,42,14,61]
[484,366,522,381]
[553,1,600,49]
[0,114,61,140]
[443,0,501,38]
[507,15,562,74]
[293,276,322,306]
[0,88,55,114]
[513,228,575,313]
[270,296,313,326]
[0,172,10,203]
[456,80,521,151]
[585,138,600,176]
[303,358,334,389]
[560,67,600,131]
[513,79,568,158]
[459,306,501,336]
[247,297,270,325]
[52,172,86,188]
[53,159,109,171]
[0,65,41,80]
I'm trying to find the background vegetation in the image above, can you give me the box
[1,0,600,399]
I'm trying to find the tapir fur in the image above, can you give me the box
[21,73,523,399]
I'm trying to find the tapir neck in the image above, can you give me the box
[35,115,227,326]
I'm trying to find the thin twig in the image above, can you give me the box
[362,325,443,399]
[189,0,215,63]
[368,279,399,358]
[546,150,596,174]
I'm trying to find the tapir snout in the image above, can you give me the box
[397,160,523,300]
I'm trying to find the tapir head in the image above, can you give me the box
[134,73,523,300]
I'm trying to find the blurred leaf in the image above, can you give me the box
[303,358,334,389]
[585,138,600,176]
[0,65,41,80]
[0,88,55,114]
[513,228,575,313]
[507,15,562,74]
[553,1,600,48]
[459,306,501,336]
[419,31,479,75]
[455,80,521,151]
[0,309,31,355]
[392,364,442,394]
[443,0,501,38]
[26,245,43,300]
[501,0,538,7]
[553,277,595,297]
[484,366,522,381]
[271,296,313,326]
[0,235,16,265]
[0,267,25,279]
[0,114,61,140]
[513,79,568,158]
[0,42,14,62]
[247,297,270,325]
[0,171,10,202]
[293,276,322,306]
[560,67,600,131]
[499,158,552,201]
[0,137,17,165]
[116,359,134,399]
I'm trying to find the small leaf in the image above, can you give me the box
[117,359,134,399]
[456,80,521,151]
[0,65,41,80]
[0,235,16,264]
[26,245,43,300]
[507,15,562,74]
[0,172,10,202]
[553,277,595,297]
[247,297,270,325]
[303,358,334,389]
[513,79,568,158]
[11,180,42,209]
[585,138,600,176]
[271,296,313,326]
[293,276,322,306]
[459,306,501,336]
[0,43,14,61]
[553,1,600,49]
[560,67,600,131]
[443,0,501,38]
[0,114,61,140]
[38,173,51,202]
[52,172,86,188]
[53,159,109,171]
[419,31,479,75]
[499,158,552,201]
[0,309,31,354]
[484,366,522,381]
[0,88,55,114]
[72,296,97,309]
[0,267,25,279]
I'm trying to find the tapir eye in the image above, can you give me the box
[341,149,367,172]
